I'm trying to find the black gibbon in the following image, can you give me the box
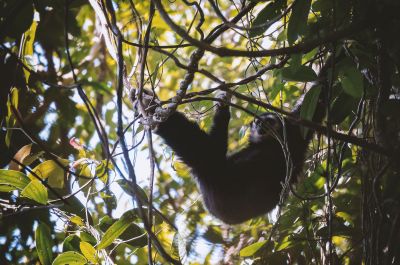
[155,95,321,224]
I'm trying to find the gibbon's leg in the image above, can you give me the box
[156,111,225,174]
[208,105,230,157]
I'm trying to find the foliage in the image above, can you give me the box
[1,0,399,264]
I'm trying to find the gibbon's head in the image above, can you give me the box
[249,112,282,143]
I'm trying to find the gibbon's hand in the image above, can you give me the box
[215,91,232,108]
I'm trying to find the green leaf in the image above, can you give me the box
[79,241,97,264]
[98,215,148,247]
[63,235,81,252]
[29,159,69,189]
[117,179,149,204]
[290,54,302,67]
[300,85,322,120]
[80,231,98,246]
[300,85,321,138]
[21,179,48,204]
[97,210,137,249]
[100,191,117,209]
[120,224,147,248]
[60,196,93,225]
[276,236,295,251]
[249,0,286,37]
[330,92,358,124]
[171,232,185,262]
[281,65,317,82]
[99,215,115,231]
[338,63,364,98]
[287,0,311,44]
[240,241,266,257]
[52,251,87,265]
[35,223,53,265]
[0,169,30,192]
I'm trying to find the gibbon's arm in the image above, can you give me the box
[208,105,230,157]
[156,106,230,177]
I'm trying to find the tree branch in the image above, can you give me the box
[153,0,370,58]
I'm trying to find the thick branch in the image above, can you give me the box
[374,36,392,149]
[153,0,369,58]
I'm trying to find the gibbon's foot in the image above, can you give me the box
[131,89,160,115]
[151,92,184,124]
[139,116,155,130]
[133,92,160,129]
[145,104,177,131]
[141,93,159,113]
[138,107,165,130]
[138,90,184,130]
[153,106,172,123]
[215,91,232,107]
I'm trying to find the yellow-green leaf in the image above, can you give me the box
[336,211,354,226]
[97,210,136,250]
[70,216,85,226]
[77,163,94,191]
[5,87,18,147]
[21,179,48,204]
[0,169,30,192]
[95,161,108,183]
[239,241,266,257]
[79,241,97,264]
[35,223,53,265]
[29,159,69,189]
[276,238,294,251]
[20,18,38,83]
[52,251,87,265]
[314,176,326,189]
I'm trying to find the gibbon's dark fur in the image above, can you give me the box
[156,103,317,224]
[155,53,341,224]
